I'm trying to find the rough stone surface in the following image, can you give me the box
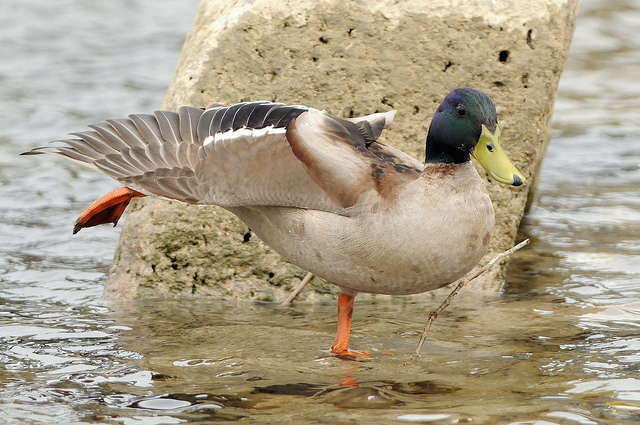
[106,0,579,300]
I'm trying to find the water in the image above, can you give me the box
[1,0,640,423]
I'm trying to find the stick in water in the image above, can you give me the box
[281,271,314,306]
[411,238,530,361]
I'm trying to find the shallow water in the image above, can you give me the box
[2,0,640,424]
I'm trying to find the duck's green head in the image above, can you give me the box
[426,88,525,186]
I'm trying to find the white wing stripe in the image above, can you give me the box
[199,126,286,159]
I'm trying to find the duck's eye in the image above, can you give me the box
[455,104,466,116]
[487,143,494,152]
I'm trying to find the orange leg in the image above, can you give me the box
[330,293,370,360]
[73,187,146,234]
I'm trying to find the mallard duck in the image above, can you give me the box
[23,88,524,359]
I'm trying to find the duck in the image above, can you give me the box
[22,88,525,359]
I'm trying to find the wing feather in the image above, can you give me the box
[88,123,131,151]
[106,118,146,149]
[22,101,417,211]
[154,110,181,146]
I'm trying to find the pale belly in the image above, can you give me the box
[227,188,494,296]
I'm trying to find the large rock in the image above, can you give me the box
[105,0,579,300]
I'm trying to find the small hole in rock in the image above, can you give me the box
[381,97,394,108]
[499,50,509,63]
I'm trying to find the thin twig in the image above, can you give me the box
[280,271,314,306]
[411,238,530,362]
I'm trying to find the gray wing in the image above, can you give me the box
[23,102,399,212]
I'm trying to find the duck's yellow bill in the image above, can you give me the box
[471,125,525,186]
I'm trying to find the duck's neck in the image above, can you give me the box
[424,137,470,164]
